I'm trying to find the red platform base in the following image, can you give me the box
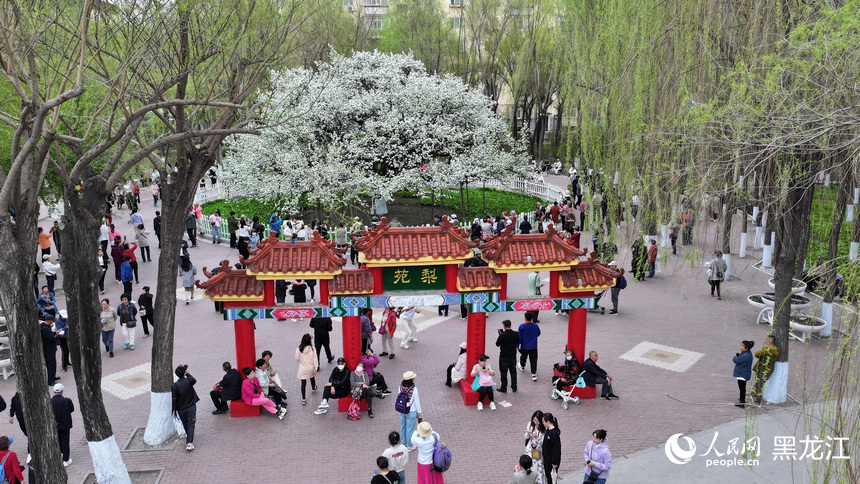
[571,385,596,400]
[337,397,368,413]
[230,400,262,417]
[458,379,480,406]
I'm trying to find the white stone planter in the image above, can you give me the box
[789,315,827,343]
[760,292,812,312]
[756,309,825,343]
[767,278,807,295]
[748,294,769,311]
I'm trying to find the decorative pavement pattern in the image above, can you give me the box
[619,341,705,373]
[102,363,152,400]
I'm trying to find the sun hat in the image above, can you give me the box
[417,421,433,438]
[403,371,417,381]
[608,260,618,267]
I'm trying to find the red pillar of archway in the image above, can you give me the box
[342,315,362,369]
[338,314,363,412]
[457,311,486,405]
[567,308,596,399]
[231,318,261,416]
[319,279,330,303]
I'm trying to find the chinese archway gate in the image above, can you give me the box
[197,217,621,416]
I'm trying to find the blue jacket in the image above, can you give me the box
[54,315,68,338]
[37,293,56,318]
[121,261,134,282]
[270,215,282,233]
[732,350,753,380]
[517,322,541,350]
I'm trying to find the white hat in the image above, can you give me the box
[53,383,64,393]
[59,309,68,318]
[403,371,417,380]
[417,421,433,437]
[42,254,51,260]
[459,342,467,349]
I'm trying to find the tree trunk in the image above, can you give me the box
[459,182,465,220]
[482,183,486,214]
[145,4,199,444]
[793,183,816,279]
[824,169,849,304]
[0,212,66,481]
[773,182,810,356]
[61,178,132,482]
[721,183,734,256]
[144,153,213,445]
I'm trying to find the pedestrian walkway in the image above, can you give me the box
[0,180,840,483]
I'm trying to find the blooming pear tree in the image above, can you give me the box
[225,50,530,213]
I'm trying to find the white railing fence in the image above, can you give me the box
[193,181,237,205]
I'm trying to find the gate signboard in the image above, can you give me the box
[382,265,446,291]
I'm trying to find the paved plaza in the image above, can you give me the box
[2,186,845,483]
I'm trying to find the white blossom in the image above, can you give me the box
[224,50,529,212]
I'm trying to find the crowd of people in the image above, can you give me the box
[11,161,781,483]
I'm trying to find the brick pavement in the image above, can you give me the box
[0,188,839,483]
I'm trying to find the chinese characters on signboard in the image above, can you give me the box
[382,265,446,291]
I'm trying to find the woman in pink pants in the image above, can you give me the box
[241,367,286,419]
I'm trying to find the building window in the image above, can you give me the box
[366,15,385,30]
[451,17,463,29]
[450,0,463,6]
[365,0,384,5]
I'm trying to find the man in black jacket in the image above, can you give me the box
[210,362,242,415]
[314,357,350,415]
[172,364,200,451]
[138,286,154,337]
[41,316,59,384]
[582,351,619,400]
[8,391,28,461]
[309,317,334,367]
[153,211,162,248]
[51,383,75,466]
[495,319,519,393]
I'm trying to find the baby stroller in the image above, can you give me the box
[550,364,585,410]
[588,290,606,315]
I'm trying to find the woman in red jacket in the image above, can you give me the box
[0,436,25,484]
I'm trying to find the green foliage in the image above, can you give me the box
[807,186,853,268]
[395,187,543,221]
[201,198,282,219]
[377,0,460,74]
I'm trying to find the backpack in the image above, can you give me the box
[617,275,627,290]
[0,451,8,483]
[395,386,414,414]
[432,433,452,473]
[347,398,362,420]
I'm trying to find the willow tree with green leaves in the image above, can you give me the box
[683,0,860,427]
[377,0,460,75]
